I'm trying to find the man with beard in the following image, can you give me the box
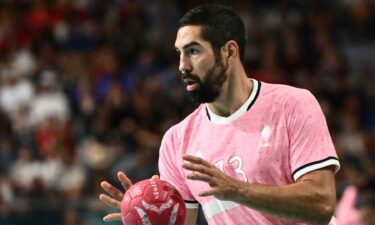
[99,4,340,225]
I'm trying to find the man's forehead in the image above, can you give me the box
[174,25,204,48]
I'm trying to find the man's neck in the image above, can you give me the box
[207,69,252,117]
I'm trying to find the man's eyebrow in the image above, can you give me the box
[174,41,201,51]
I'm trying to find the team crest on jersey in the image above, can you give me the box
[259,124,272,147]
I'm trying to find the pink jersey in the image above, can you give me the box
[159,80,340,225]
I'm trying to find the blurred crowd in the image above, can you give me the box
[0,0,374,225]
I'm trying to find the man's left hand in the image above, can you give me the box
[182,154,243,200]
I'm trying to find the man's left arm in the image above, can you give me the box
[183,155,336,225]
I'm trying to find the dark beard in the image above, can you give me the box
[182,59,227,103]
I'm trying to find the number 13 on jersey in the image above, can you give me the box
[214,156,248,182]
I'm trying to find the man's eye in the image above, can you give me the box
[189,49,199,55]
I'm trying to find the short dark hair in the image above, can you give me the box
[178,4,247,62]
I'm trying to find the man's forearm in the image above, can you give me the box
[233,170,336,225]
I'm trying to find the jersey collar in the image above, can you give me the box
[205,79,260,124]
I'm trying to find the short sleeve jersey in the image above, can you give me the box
[158,80,340,225]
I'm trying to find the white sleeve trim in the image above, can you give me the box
[293,158,340,181]
[185,202,199,209]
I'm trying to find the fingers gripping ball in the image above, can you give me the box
[121,179,186,225]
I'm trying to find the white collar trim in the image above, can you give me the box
[206,79,259,125]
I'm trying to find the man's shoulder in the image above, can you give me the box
[260,81,315,105]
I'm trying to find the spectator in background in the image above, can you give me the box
[336,171,375,225]
[10,147,40,193]
[30,70,69,126]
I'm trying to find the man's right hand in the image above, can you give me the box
[99,172,160,222]
[99,171,133,221]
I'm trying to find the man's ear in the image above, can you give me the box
[223,41,238,60]
[227,46,233,58]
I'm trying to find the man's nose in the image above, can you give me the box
[179,54,192,73]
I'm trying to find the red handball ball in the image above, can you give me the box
[121,179,186,225]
